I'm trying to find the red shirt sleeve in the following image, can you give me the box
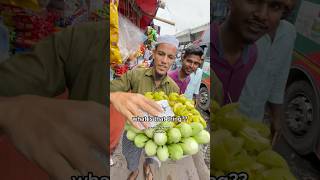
[109,104,126,154]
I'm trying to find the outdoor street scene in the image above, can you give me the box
[110,0,210,179]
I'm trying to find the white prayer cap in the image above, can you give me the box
[156,35,179,49]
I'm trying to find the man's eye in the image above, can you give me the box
[269,2,283,11]
[168,56,175,60]
[158,52,165,56]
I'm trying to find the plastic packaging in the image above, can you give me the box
[118,14,146,62]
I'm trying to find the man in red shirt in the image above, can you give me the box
[168,45,203,94]
[212,0,289,105]
[212,0,293,143]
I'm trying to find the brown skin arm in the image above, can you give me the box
[0,95,108,179]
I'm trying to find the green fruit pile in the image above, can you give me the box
[124,91,210,162]
[145,91,207,127]
[211,101,296,180]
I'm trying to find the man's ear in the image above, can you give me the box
[152,49,156,59]
[181,57,185,63]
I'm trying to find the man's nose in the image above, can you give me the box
[161,56,170,63]
[254,4,268,22]
[190,64,196,70]
[191,62,198,69]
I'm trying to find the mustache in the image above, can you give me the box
[158,65,168,68]
[247,19,268,30]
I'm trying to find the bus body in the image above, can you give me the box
[283,0,320,157]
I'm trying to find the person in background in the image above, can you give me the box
[143,45,153,62]
[126,52,139,70]
[239,0,297,142]
[168,44,210,180]
[135,45,152,68]
[168,45,203,95]
[212,0,291,104]
[213,0,294,140]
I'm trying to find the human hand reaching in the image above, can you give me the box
[0,95,108,179]
[110,92,163,129]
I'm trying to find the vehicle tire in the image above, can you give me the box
[198,86,210,111]
[283,80,320,155]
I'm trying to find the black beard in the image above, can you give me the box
[154,71,166,81]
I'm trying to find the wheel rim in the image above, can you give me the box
[199,89,208,108]
[285,93,313,136]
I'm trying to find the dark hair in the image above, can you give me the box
[183,45,203,59]
[154,43,159,50]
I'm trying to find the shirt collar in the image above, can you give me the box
[145,67,171,85]
[265,20,288,43]
[145,68,154,77]
[172,68,191,82]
